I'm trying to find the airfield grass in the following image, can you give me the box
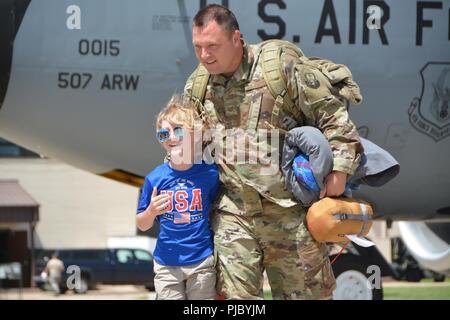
[263,287,450,300]
[137,278,450,300]
[138,282,450,300]
[263,278,450,300]
[382,286,450,300]
[382,277,450,300]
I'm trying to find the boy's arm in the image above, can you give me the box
[136,205,158,232]
[136,186,170,231]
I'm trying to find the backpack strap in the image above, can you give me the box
[245,46,264,132]
[296,56,363,105]
[191,64,209,103]
[189,64,221,126]
[259,42,299,127]
[189,40,315,131]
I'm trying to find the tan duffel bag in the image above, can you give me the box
[306,197,373,243]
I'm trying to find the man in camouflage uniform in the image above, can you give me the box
[184,4,363,300]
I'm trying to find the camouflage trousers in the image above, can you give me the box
[211,199,336,300]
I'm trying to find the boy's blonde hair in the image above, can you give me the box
[156,95,200,131]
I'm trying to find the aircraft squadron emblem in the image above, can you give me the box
[408,62,450,142]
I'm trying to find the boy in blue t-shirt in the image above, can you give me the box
[136,95,220,300]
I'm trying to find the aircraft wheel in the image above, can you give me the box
[331,254,383,300]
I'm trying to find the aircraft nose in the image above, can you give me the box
[0,1,30,110]
[0,22,13,110]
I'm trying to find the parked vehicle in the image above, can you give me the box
[34,248,155,294]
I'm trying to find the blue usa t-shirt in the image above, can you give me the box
[137,162,220,266]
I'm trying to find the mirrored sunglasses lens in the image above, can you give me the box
[157,129,170,142]
[173,127,184,139]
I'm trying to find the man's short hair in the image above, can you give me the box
[193,4,240,33]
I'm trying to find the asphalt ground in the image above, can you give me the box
[1,279,448,300]
[0,285,155,300]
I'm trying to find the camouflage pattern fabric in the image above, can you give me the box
[211,199,336,300]
[184,39,360,300]
[185,40,363,216]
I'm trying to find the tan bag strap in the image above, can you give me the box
[260,46,291,128]
[191,64,210,103]
[189,64,221,126]
[331,203,372,237]
[258,40,307,128]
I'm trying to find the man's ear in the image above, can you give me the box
[232,29,241,46]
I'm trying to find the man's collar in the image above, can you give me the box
[231,40,254,82]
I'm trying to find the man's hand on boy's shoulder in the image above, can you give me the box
[319,171,347,199]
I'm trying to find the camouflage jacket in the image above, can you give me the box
[184,40,363,216]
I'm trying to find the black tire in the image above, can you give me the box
[59,284,68,294]
[405,266,423,282]
[433,274,446,282]
[331,254,383,300]
[37,282,47,291]
[74,276,89,294]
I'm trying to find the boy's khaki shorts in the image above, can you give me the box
[153,254,216,300]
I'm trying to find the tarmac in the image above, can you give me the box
[1,279,449,300]
[0,285,155,300]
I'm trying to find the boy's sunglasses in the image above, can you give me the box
[157,126,184,142]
